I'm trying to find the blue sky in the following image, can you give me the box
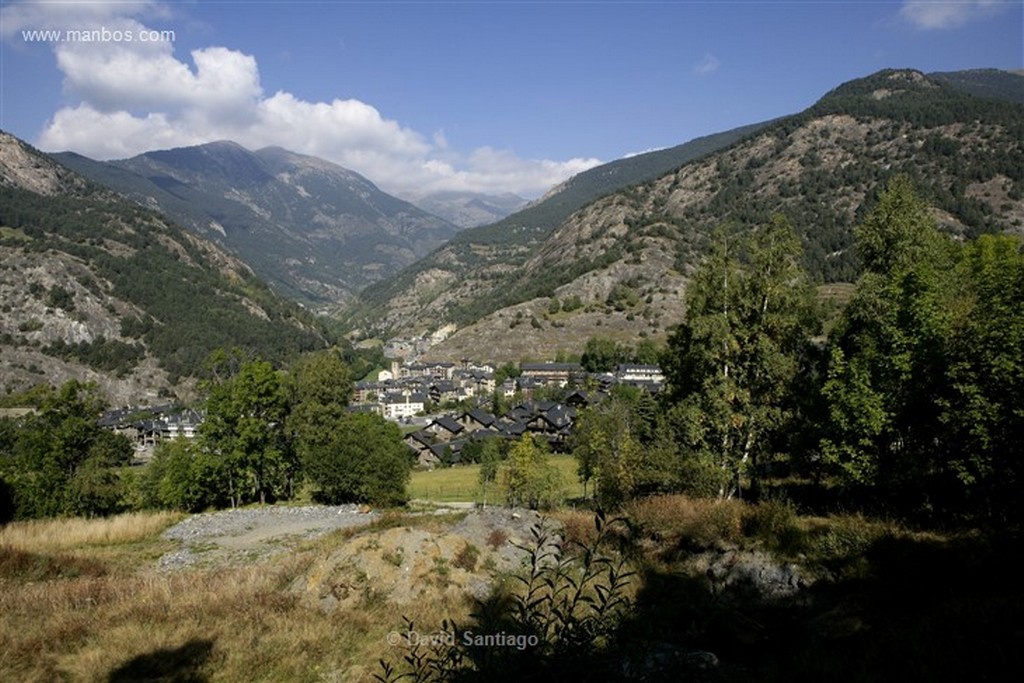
[1,1,1022,198]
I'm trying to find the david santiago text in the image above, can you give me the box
[388,630,540,651]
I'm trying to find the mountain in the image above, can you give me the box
[0,132,330,404]
[51,142,461,310]
[928,68,1024,104]
[407,191,528,228]
[347,68,1024,362]
[346,119,773,336]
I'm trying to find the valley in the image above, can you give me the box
[1,65,1022,683]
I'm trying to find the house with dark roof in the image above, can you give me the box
[525,403,576,448]
[426,415,465,442]
[382,391,426,420]
[458,409,498,432]
[404,430,440,469]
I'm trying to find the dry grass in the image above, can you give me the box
[0,511,183,553]
[551,508,601,548]
[0,515,472,683]
[624,494,745,548]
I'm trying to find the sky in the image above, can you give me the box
[1,1,1022,199]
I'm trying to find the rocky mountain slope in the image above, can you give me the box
[347,120,773,338]
[52,142,461,310]
[349,69,1024,362]
[0,132,330,404]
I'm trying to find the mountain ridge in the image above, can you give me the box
[51,141,462,310]
[0,131,331,404]
[347,68,1024,361]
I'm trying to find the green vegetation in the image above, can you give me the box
[408,456,579,503]
[664,215,819,500]
[579,336,662,372]
[1,349,409,521]
[0,380,132,520]
[302,412,410,507]
[500,434,565,510]
[0,183,330,382]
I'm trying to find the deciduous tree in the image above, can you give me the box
[664,216,818,499]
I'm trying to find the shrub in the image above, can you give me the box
[453,543,479,572]
[742,497,805,554]
[486,528,509,549]
[378,512,635,681]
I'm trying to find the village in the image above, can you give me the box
[98,359,666,469]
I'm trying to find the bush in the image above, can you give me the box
[500,435,564,510]
[378,513,635,682]
[302,412,410,507]
[742,497,805,554]
[142,440,225,512]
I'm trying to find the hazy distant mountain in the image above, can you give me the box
[52,142,461,309]
[408,191,528,228]
[346,68,1023,362]
[928,67,1024,104]
[0,132,330,403]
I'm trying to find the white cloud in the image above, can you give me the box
[8,1,599,197]
[693,52,721,76]
[899,1,1007,30]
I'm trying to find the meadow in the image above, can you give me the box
[407,454,582,503]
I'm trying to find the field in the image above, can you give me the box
[407,455,583,503]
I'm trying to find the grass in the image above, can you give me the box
[0,509,472,683]
[3,496,1018,682]
[0,511,183,553]
[407,455,582,503]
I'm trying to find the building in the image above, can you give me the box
[519,362,583,387]
[382,391,426,420]
[616,364,665,384]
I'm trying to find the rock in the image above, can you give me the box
[695,549,811,602]
[622,641,719,681]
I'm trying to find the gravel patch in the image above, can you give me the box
[158,504,378,570]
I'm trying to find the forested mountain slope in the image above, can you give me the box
[53,142,460,309]
[352,69,1023,362]
[0,132,330,403]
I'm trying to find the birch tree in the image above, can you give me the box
[664,216,817,499]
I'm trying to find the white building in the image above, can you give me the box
[382,391,426,420]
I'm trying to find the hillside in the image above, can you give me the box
[52,142,461,310]
[347,120,773,332]
[0,132,330,404]
[347,69,1024,361]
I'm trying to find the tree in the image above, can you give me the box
[501,434,564,509]
[0,380,131,519]
[143,438,225,512]
[475,437,505,508]
[664,216,818,499]
[580,337,630,373]
[819,176,956,510]
[302,412,410,506]
[571,399,643,507]
[287,348,353,497]
[934,234,1023,521]
[494,362,521,386]
[201,359,291,506]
